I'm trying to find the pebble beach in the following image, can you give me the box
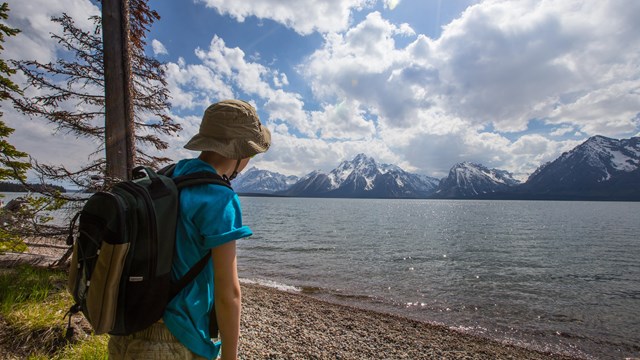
[0,239,594,359]
[238,282,580,360]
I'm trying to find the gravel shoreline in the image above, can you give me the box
[0,241,584,359]
[238,283,581,360]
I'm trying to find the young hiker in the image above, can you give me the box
[108,99,271,359]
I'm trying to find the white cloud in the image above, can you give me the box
[1,103,99,181]
[161,30,403,175]
[256,123,400,177]
[384,0,401,11]
[310,100,376,140]
[392,127,583,180]
[151,39,168,56]
[550,126,576,137]
[170,0,639,178]
[261,90,311,136]
[195,36,276,98]
[431,0,640,132]
[508,135,582,178]
[301,12,427,129]
[272,71,289,87]
[4,0,99,63]
[548,81,640,136]
[174,35,316,137]
[7,0,639,184]
[194,0,375,35]
[164,59,235,110]
[145,113,203,164]
[292,0,639,177]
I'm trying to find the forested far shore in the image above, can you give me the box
[0,182,66,193]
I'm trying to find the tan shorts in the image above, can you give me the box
[108,321,209,360]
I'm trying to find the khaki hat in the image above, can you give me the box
[184,100,271,159]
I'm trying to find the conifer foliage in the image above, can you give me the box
[0,2,29,184]
[11,0,180,192]
[0,2,45,253]
[2,1,179,255]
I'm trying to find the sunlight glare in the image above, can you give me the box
[387,0,400,10]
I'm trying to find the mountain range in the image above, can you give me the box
[234,135,640,201]
[233,167,299,194]
[279,154,439,198]
[432,162,520,198]
[517,135,640,200]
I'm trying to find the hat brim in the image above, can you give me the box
[184,125,271,159]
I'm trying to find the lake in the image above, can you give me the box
[237,197,640,360]
[4,192,638,358]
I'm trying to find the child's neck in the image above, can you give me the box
[199,152,234,177]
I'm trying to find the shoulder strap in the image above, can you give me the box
[173,171,233,190]
[169,253,210,299]
[157,163,177,177]
[167,171,233,300]
[157,163,233,190]
[168,252,220,337]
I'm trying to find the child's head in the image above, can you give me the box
[184,99,271,159]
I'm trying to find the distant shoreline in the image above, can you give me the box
[238,193,640,202]
[0,182,66,193]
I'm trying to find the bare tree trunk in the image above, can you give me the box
[103,0,135,182]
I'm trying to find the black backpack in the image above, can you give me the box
[66,165,229,336]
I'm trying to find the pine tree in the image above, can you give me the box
[0,2,29,183]
[0,2,46,253]
[3,1,180,257]
[11,0,180,193]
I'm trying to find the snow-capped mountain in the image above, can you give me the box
[433,162,521,198]
[523,135,640,199]
[281,154,440,198]
[283,170,333,196]
[233,136,639,200]
[233,167,299,194]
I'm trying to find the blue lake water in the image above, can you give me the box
[4,191,638,358]
[237,197,640,360]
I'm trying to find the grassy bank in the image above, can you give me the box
[0,265,107,359]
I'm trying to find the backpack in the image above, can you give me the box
[65,165,230,336]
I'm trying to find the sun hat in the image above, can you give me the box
[184,100,271,159]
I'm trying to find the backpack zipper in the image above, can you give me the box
[117,182,158,279]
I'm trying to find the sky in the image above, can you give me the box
[2,0,639,182]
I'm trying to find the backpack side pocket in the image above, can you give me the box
[86,241,130,334]
[67,241,79,298]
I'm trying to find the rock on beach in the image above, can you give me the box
[238,283,579,360]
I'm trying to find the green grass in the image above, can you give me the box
[0,265,108,359]
[0,265,64,311]
[49,335,109,360]
[0,238,28,253]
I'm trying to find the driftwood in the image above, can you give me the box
[0,252,60,268]
[0,236,70,269]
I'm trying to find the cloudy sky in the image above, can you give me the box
[3,0,639,182]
